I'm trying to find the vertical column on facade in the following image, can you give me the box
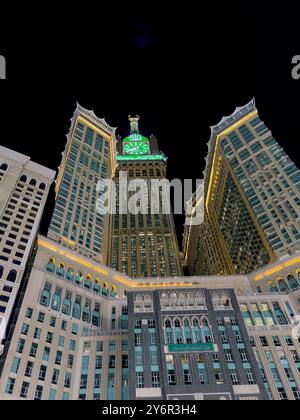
[253,336,280,400]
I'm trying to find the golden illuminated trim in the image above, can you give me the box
[254,255,300,281]
[183,196,204,262]
[38,238,108,276]
[55,113,116,196]
[206,111,258,208]
[39,238,199,289]
[39,235,300,291]
[61,237,77,248]
[77,116,112,140]
[78,116,117,186]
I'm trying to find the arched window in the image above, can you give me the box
[84,275,92,289]
[56,262,65,278]
[111,284,117,298]
[201,318,209,327]
[165,319,171,328]
[62,291,72,316]
[92,303,100,327]
[20,175,27,183]
[82,302,91,323]
[268,281,279,294]
[287,274,299,290]
[66,268,74,282]
[195,292,205,308]
[75,271,83,284]
[29,179,37,186]
[0,163,8,171]
[51,287,62,311]
[220,292,231,308]
[7,270,17,283]
[164,320,174,344]
[192,317,202,343]
[0,265,3,279]
[72,295,82,319]
[277,277,289,292]
[39,183,46,191]
[183,319,190,327]
[174,319,181,328]
[93,278,100,293]
[201,318,213,343]
[46,258,56,273]
[102,282,109,297]
[183,318,193,344]
[192,318,199,327]
[39,282,52,307]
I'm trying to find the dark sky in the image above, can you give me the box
[0,1,299,245]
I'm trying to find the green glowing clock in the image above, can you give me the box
[123,141,150,155]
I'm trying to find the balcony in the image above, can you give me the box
[247,324,291,332]
[167,342,214,353]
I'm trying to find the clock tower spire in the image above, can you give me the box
[129,115,140,134]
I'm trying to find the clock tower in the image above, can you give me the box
[108,116,183,278]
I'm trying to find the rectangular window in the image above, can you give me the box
[55,350,63,365]
[52,368,60,385]
[10,357,20,374]
[20,381,30,399]
[16,338,25,354]
[5,378,15,395]
[136,372,144,388]
[38,365,47,381]
[25,361,34,377]
[96,341,103,352]
[64,372,72,388]
[109,355,115,369]
[151,371,160,388]
[30,343,38,357]
[183,369,192,385]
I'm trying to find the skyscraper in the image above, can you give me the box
[48,104,117,265]
[0,146,55,352]
[108,116,182,278]
[2,235,300,400]
[1,104,300,401]
[183,99,300,276]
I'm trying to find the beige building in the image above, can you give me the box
[48,104,117,265]
[1,104,300,400]
[108,116,182,278]
[0,234,299,400]
[0,146,55,354]
[183,99,300,276]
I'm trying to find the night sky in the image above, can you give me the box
[0,1,299,245]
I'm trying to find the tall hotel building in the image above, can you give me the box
[183,100,300,276]
[1,103,300,401]
[48,104,117,265]
[0,146,55,354]
[109,116,182,277]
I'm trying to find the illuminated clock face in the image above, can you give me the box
[123,141,150,155]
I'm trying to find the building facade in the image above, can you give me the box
[1,104,300,401]
[48,104,117,265]
[0,146,55,354]
[108,116,182,278]
[0,235,300,400]
[183,100,300,276]
[127,289,266,400]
